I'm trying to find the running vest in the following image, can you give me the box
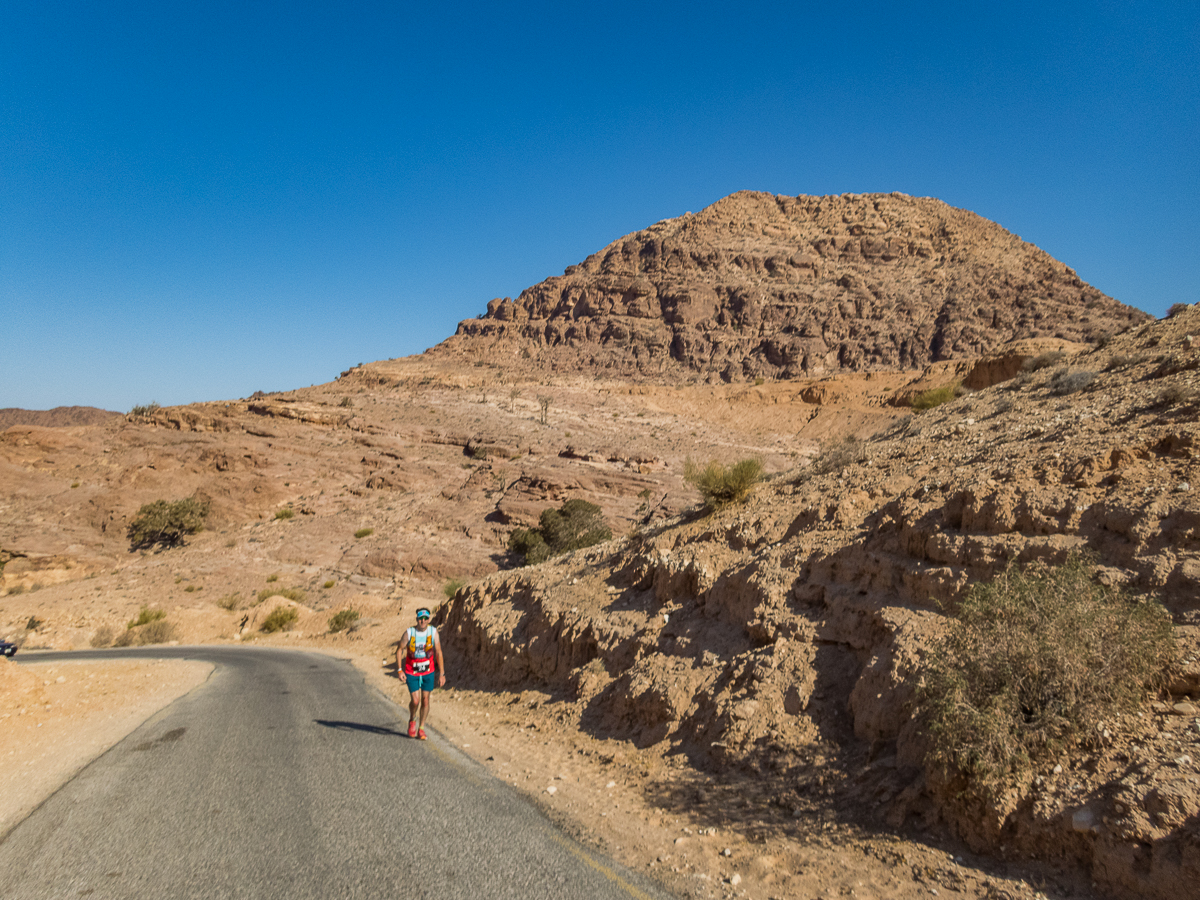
[403,625,437,676]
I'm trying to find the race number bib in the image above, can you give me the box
[411,658,433,674]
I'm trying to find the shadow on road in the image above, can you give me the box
[314,719,408,737]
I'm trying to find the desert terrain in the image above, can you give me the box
[2,192,1197,899]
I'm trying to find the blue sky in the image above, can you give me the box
[2,1,1196,411]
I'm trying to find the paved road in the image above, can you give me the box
[3,646,675,900]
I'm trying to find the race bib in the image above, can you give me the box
[411,658,433,674]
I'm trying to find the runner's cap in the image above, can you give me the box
[416,607,431,619]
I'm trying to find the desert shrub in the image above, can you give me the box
[322,580,335,589]
[354,527,374,539]
[90,625,116,648]
[921,556,1175,797]
[114,618,177,647]
[509,499,612,566]
[339,396,354,407]
[812,437,866,475]
[274,508,294,521]
[25,615,41,629]
[443,578,465,599]
[129,401,161,417]
[683,458,764,510]
[127,497,209,549]
[183,585,197,593]
[1022,351,1067,372]
[1155,384,1197,408]
[266,573,279,583]
[508,528,550,566]
[1166,302,1191,319]
[257,586,304,604]
[1048,368,1095,395]
[261,606,299,633]
[327,608,360,632]
[216,593,242,611]
[128,606,166,628]
[909,382,961,411]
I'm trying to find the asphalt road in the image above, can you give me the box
[3,646,676,900]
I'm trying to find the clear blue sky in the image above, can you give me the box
[2,1,1196,411]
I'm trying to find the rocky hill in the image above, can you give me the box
[443,191,1149,382]
[0,407,122,429]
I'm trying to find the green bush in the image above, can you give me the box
[508,528,550,565]
[354,527,374,539]
[909,382,961,411]
[508,499,612,566]
[274,508,294,521]
[128,606,166,628]
[327,608,360,632]
[261,606,299,633]
[921,556,1175,797]
[683,458,764,510]
[127,498,209,549]
[322,580,336,589]
[257,587,304,605]
[266,573,279,583]
[443,578,465,599]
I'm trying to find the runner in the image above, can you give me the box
[398,607,445,740]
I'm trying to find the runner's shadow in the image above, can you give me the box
[314,719,408,737]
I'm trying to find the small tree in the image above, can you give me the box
[537,395,551,425]
[127,498,209,549]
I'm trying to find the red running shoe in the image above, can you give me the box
[407,720,417,738]
[417,729,427,741]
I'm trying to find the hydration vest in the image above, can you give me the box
[403,625,437,676]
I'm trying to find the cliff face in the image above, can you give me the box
[446,191,1148,381]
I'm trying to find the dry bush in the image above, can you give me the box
[327,609,359,633]
[256,587,304,605]
[216,593,242,611]
[128,606,166,628]
[113,619,178,647]
[1022,351,1067,372]
[261,606,299,633]
[683,458,764,510]
[921,556,1175,797]
[90,625,116,648]
[1048,368,1095,395]
[812,437,866,475]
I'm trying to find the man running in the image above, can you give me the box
[398,607,445,740]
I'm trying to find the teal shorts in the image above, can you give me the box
[406,672,436,693]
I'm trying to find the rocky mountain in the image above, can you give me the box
[444,191,1149,381]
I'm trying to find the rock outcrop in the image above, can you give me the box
[442,191,1148,381]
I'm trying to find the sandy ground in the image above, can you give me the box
[0,656,213,838]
